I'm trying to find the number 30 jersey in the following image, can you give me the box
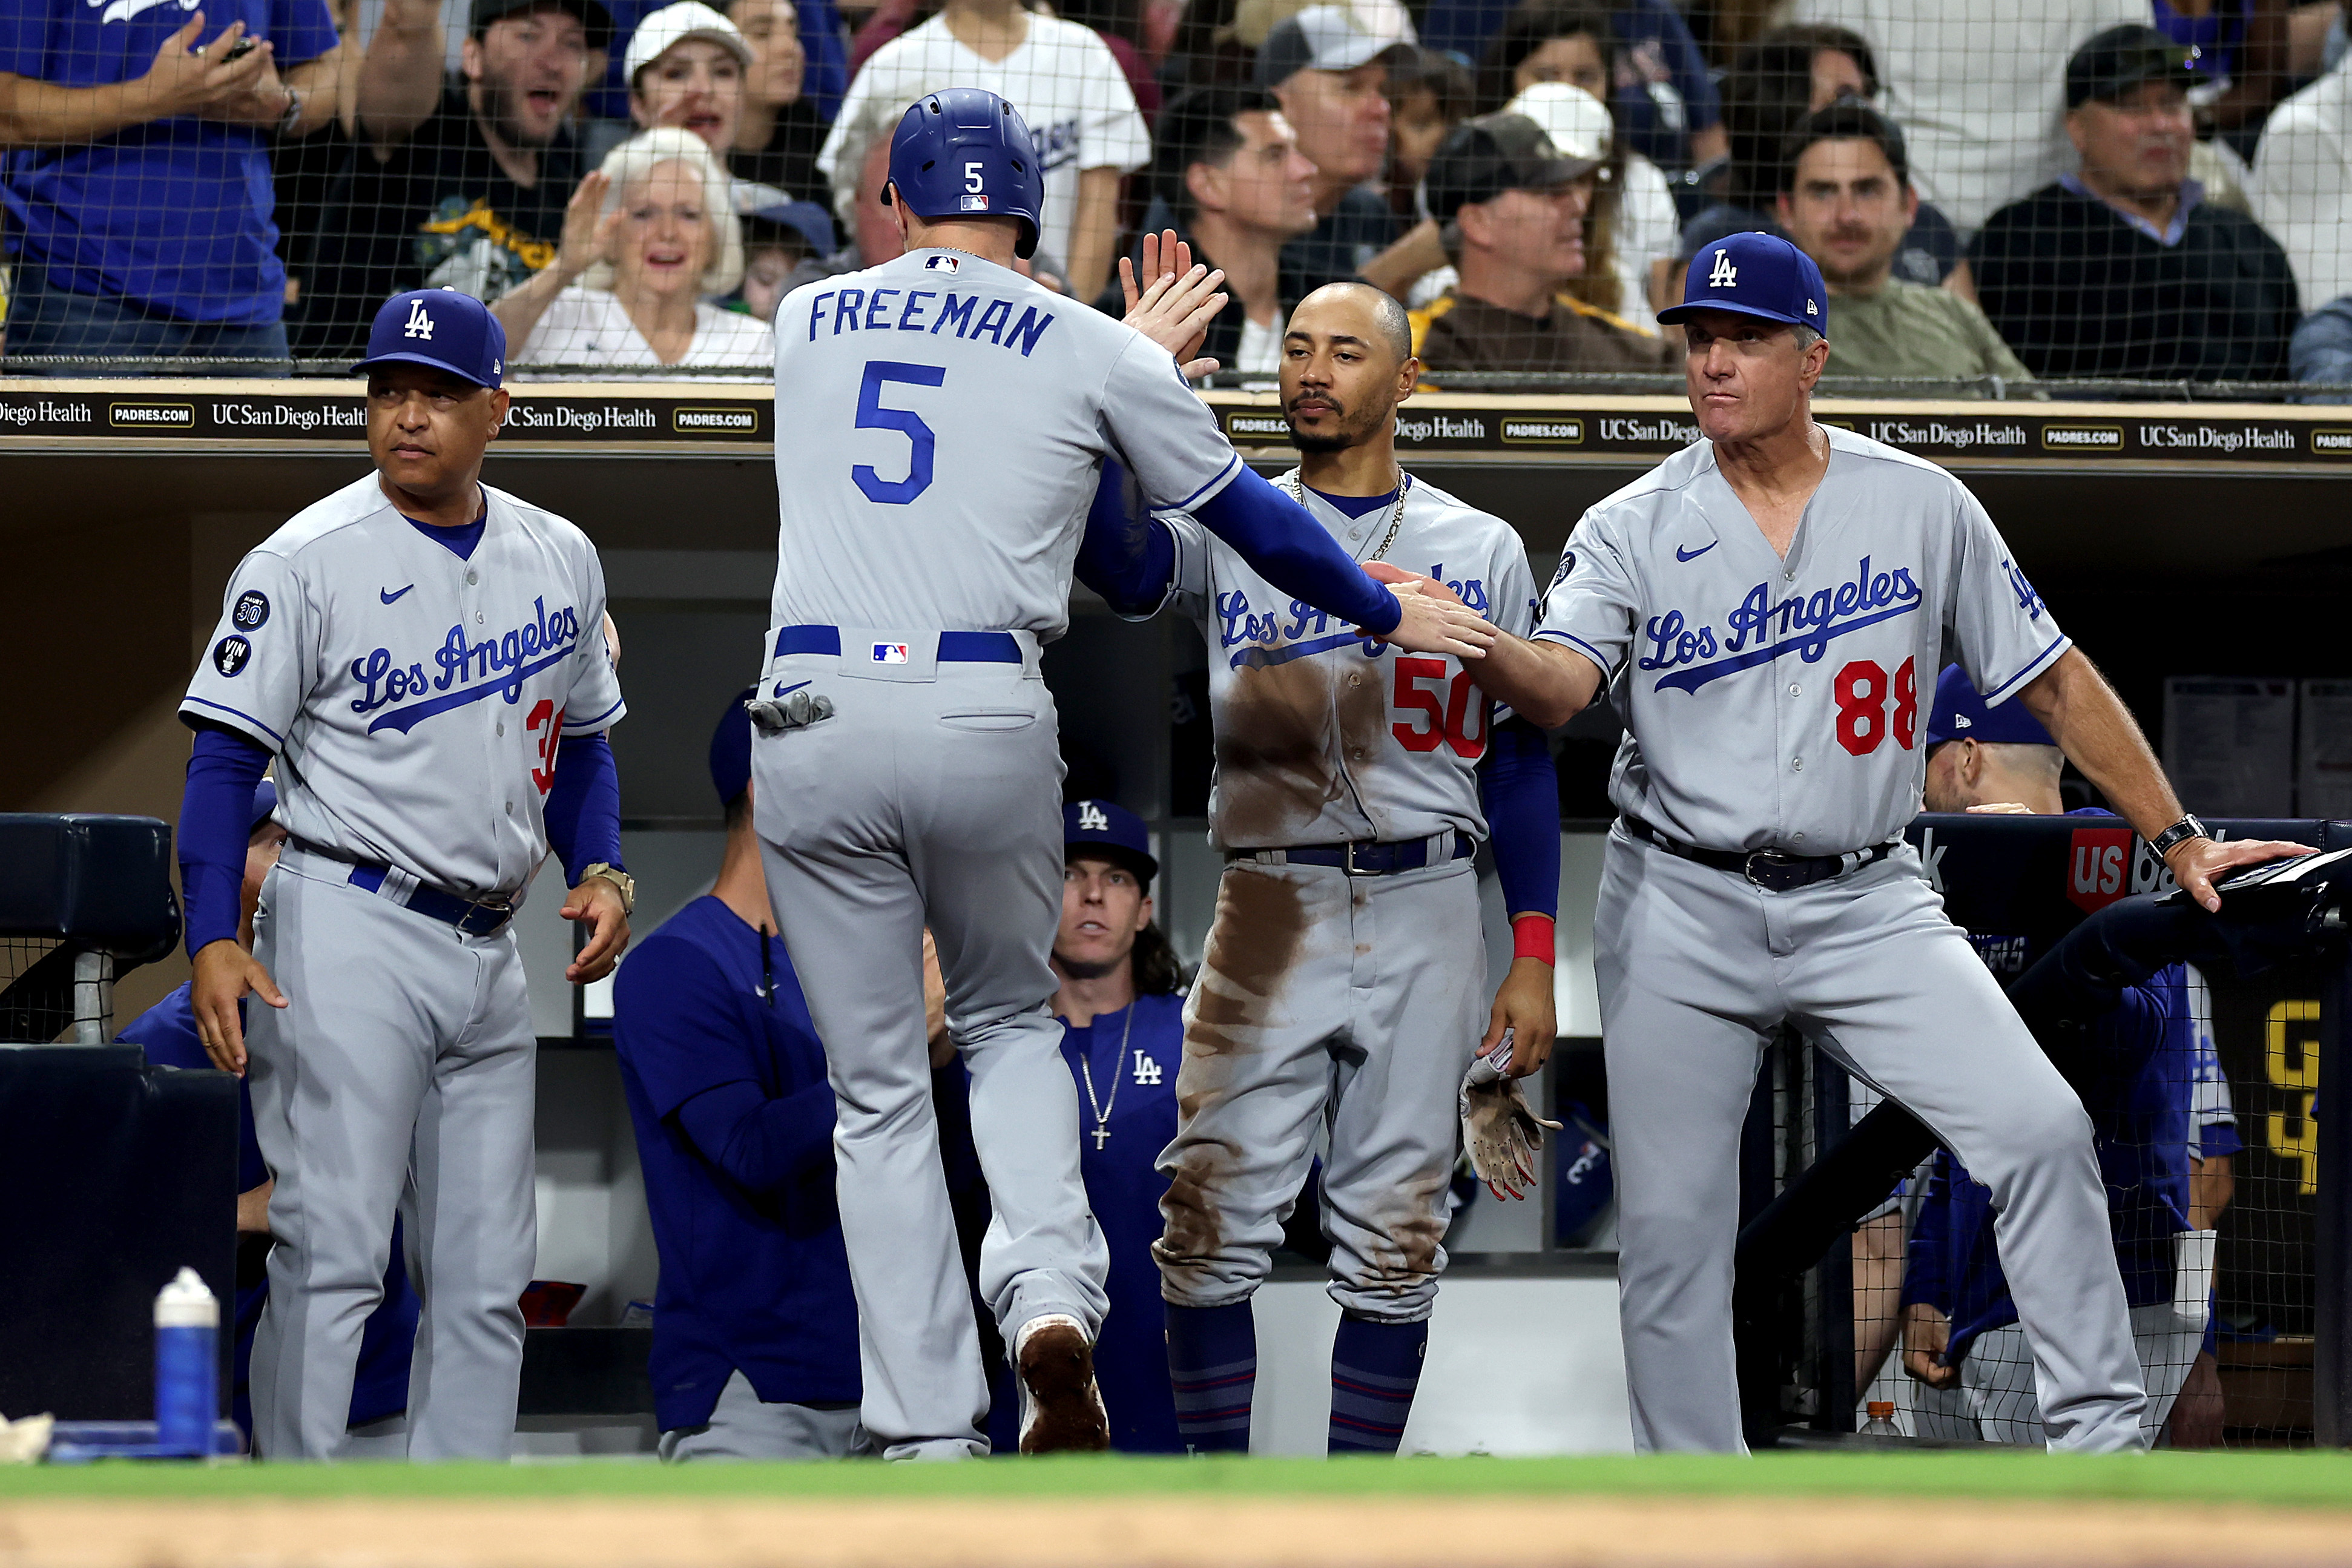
[180,473,625,901]
[1152,473,1538,852]
[1537,426,2067,857]
[768,247,1245,643]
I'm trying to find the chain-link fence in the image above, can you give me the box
[4,0,2348,390]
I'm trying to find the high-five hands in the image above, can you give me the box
[1119,229,1227,379]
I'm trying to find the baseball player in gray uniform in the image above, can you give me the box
[179,289,633,1460]
[754,92,1490,1460]
[1081,282,1561,1453]
[1465,231,2308,1454]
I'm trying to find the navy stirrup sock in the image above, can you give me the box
[1166,1301,1256,1452]
[1328,1313,1427,1453]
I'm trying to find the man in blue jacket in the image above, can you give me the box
[613,689,865,1459]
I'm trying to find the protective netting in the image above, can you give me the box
[1765,949,2324,1449]
[2,0,2348,390]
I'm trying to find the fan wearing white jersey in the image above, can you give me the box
[1466,229,2310,1454]
[1080,281,1562,1455]
[176,289,633,1461]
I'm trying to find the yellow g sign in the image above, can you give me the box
[2265,1000,2321,1195]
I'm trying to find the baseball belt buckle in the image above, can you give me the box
[1342,841,1377,877]
[1742,848,1809,893]
[457,898,515,937]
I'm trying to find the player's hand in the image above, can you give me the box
[2166,834,2316,914]
[1371,579,1497,660]
[1121,229,1226,378]
[1900,1301,1959,1390]
[923,927,955,1069]
[552,170,618,286]
[1459,1032,1562,1201]
[1483,955,1555,1078]
[236,1178,275,1236]
[190,937,286,1076]
[562,877,630,983]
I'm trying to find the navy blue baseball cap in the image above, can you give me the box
[1925,664,2057,749]
[355,288,507,388]
[1658,231,1830,338]
[249,779,279,834]
[1064,798,1156,883]
[711,686,756,809]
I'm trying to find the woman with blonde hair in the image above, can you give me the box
[495,127,775,370]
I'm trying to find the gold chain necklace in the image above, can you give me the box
[1284,467,1412,562]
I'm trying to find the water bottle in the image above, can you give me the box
[1859,1400,1901,1438]
[154,1267,217,1457]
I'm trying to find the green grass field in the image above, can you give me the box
[1,1451,2350,1512]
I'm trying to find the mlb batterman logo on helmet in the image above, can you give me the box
[885,87,1046,260]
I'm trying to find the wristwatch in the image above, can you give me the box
[2149,815,2210,860]
[579,862,635,914]
[275,88,303,136]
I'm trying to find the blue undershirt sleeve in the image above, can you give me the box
[179,725,271,957]
[671,1078,840,1194]
[1902,1156,1954,1314]
[1073,457,1176,615]
[1480,717,1560,920]
[1190,466,1403,635]
[545,733,622,884]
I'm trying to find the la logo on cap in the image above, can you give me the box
[1077,801,1108,831]
[402,298,435,340]
[1708,249,1738,288]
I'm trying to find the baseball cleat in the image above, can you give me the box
[1014,1314,1110,1454]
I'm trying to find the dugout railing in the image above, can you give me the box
[1735,812,2352,1449]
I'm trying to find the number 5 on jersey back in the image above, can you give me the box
[852,361,946,505]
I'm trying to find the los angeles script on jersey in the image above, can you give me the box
[348,597,582,734]
[1638,556,1923,694]
[1216,568,1491,671]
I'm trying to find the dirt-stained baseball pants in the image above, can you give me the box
[1595,826,2148,1454]
[1155,854,1485,1322]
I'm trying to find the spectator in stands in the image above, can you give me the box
[1409,109,1669,373]
[0,0,344,367]
[1901,667,2205,1447]
[1774,104,2031,386]
[819,0,1148,303]
[2250,49,2352,341]
[2154,0,2291,152]
[2291,297,2352,398]
[1258,6,1405,296]
[1680,24,1961,288]
[1790,0,2147,236]
[1972,25,2299,381]
[589,0,845,125]
[493,127,771,366]
[613,692,866,1461]
[1107,83,1313,375]
[301,0,611,358]
[734,197,833,318]
[1383,43,1473,220]
[1430,0,1721,171]
[626,4,751,156]
[725,0,831,206]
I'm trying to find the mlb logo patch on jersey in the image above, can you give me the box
[960,193,990,212]
[871,642,909,665]
[925,254,960,273]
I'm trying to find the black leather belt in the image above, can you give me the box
[1236,832,1474,875]
[1622,815,1895,894]
[295,839,516,937]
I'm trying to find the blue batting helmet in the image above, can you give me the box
[885,88,1045,259]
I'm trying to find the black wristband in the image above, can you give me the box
[2150,815,2210,858]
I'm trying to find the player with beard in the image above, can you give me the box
[1078,280,1564,1454]
[298,0,614,357]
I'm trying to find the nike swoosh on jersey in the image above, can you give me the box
[1675,542,1717,562]
[381,584,416,604]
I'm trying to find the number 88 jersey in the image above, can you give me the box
[1150,472,1540,853]
[1535,427,2067,857]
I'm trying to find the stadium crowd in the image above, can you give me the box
[2,0,2351,386]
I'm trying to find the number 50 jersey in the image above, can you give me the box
[1150,473,1538,854]
[1537,426,2067,858]
[769,247,1245,642]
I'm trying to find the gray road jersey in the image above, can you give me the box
[182,473,625,900]
[1156,472,1538,851]
[1536,426,2066,855]
[768,247,1245,642]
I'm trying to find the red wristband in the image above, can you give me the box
[1512,914,1555,965]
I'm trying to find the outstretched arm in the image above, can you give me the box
[1073,458,1175,616]
[1468,632,1605,729]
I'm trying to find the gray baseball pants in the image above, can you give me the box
[1913,1303,2200,1446]
[752,634,1109,1460]
[658,1371,872,1460]
[1155,855,1483,1322]
[246,846,536,1460]
[1595,826,2147,1454]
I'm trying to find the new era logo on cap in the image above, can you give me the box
[871,642,909,664]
